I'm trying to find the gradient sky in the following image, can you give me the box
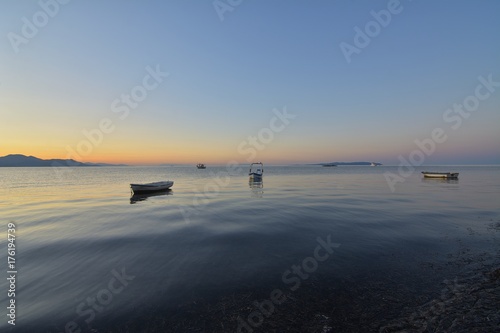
[1,0,499,165]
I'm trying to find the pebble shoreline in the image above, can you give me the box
[380,267,500,333]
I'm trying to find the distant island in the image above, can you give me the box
[0,154,127,167]
[315,162,383,166]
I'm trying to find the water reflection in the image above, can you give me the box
[421,178,459,185]
[130,189,173,204]
[249,180,264,198]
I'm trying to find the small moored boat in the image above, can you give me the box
[249,162,263,182]
[130,181,174,194]
[196,163,206,169]
[421,172,458,179]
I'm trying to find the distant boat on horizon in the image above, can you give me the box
[196,163,206,169]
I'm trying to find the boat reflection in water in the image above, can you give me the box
[249,180,264,198]
[421,177,459,185]
[130,189,173,204]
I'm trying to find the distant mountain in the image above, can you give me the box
[0,154,127,167]
[84,162,128,167]
[315,161,382,166]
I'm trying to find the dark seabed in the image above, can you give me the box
[1,165,499,332]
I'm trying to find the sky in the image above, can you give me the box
[1,0,499,165]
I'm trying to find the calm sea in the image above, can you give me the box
[1,165,499,332]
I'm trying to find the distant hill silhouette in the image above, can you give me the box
[315,161,382,166]
[0,154,126,167]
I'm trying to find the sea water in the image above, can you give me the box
[0,165,498,332]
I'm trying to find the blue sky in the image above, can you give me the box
[1,0,499,164]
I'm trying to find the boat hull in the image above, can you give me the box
[249,173,263,182]
[421,172,458,179]
[130,181,174,193]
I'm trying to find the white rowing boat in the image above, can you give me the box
[130,181,174,193]
[421,172,458,179]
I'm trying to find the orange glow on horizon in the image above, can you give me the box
[0,147,389,166]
